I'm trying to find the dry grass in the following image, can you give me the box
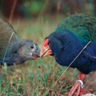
[0,17,78,96]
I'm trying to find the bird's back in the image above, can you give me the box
[56,14,96,43]
[0,19,18,59]
[55,14,96,73]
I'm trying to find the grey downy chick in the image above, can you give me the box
[0,19,40,66]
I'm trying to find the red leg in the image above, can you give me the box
[68,72,90,96]
[80,72,86,81]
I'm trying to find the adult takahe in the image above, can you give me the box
[0,19,40,66]
[40,14,96,96]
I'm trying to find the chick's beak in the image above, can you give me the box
[40,44,52,58]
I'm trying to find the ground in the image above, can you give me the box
[0,16,95,96]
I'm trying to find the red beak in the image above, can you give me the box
[40,39,52,58]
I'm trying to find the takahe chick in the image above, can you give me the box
[40,14,96,96]
[0,19,40,66]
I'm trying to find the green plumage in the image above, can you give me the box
[56,14,96,43]
[0,19,18,59]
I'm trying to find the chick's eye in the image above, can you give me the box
[31,46,34,49]
[48,41,53,45]
[14,50,17,54]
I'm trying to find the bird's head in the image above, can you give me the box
[40,32,64,58]
[10,40,40,64]
[40,38,52,57]
[19,40,40,60]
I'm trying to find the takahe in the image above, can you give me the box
[0,19,40,65]
[40,14,96,96]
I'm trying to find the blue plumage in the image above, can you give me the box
[47,14,96,74]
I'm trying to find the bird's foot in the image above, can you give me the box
[68,80,90,96]
[79,88,90,95]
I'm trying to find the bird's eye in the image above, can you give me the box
[14,50,17,54]
[48,41,53,45]
[31,46,34,49]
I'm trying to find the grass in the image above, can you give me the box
[0,17,78,96]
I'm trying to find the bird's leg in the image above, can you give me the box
[68,72,90,96]
[79,72,90,95]
[80,72,86,81]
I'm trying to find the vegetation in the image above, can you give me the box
[0,18,78,96]
[0,0,95,95]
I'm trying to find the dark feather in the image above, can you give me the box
[57,14,96,43]
[47,14,96,74]
[0,19,40,65]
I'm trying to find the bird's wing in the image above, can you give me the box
[56,14,96,43]
[0,19,18,59]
